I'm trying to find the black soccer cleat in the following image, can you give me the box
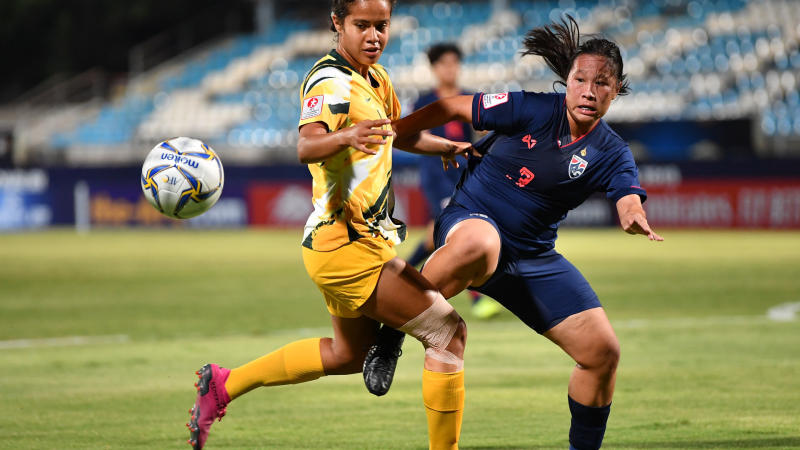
[363,325,406,396]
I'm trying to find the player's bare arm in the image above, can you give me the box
[392,95,474,170]
[616,193,663,241]
[393,131,472,170]
[393,95,473,138]
[297,119,393,163]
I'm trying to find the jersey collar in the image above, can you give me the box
[328,49,380,88]
[557,99,601,149]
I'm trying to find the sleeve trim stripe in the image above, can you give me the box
[474,93,483,129]
[303,76,333,96]
[301,63,351,96]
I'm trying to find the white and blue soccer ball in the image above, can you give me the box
[141,137,224,219]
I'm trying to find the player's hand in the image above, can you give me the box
[441,141,474,171]
[620,212,664,241]
[341,119,394,155]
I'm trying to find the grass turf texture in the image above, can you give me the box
[1,229,798,449]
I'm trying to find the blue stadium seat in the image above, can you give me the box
[50,0,800,155]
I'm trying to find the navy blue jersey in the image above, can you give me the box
[413,90,473,190]
[452,91,647,257]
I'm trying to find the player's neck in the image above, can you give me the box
[335,46,370,78]
[566,114,598,143]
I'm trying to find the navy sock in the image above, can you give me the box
[568,396,611,450]
[407,242,431,267]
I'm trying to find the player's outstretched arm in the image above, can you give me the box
[297,119,393,163]
[393,131,473,170]
[392,95,474,169]
[616,194,664,241]
[393,95,473,141]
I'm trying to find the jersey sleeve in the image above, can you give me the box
[298,71,351,132]
[471,91,555,134]
[604,147,648,204]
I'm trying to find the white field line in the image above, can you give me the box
[766,302,800,322]
[613,315,775,329]
[1,305,795,351]
[0,334,129,350]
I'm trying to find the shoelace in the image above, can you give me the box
[210,380,227,421]
[373,343,402,359]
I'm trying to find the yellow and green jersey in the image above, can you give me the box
[298,49,406,251]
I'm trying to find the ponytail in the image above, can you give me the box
[521,15,580,88]
[521,15,630,95]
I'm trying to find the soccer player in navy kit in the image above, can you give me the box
[365,16,663,449]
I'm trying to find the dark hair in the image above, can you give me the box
[521,15,630,95]
[427,42,462,64]
[330,0,397,32]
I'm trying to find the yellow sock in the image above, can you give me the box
[422,369,465,450]
[224,337,325,400]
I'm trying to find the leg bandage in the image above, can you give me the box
[399,295,464,370]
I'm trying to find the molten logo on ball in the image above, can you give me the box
[141,137,224,219]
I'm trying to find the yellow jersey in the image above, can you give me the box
[298,50,406,251]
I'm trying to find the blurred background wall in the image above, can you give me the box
[1,0,799,231]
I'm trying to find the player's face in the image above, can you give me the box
[565,54,621,133]
[333,0,391,75]
[432,52,461,87]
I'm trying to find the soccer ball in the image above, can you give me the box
[140,137,224,219]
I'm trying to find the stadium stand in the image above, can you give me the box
[25,0,800,164]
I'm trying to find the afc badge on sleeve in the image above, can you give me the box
[482,93,508,109]
[568,154,588,179]
[301,95,324,120]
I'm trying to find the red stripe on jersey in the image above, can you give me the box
[476,93,483,124]
[559,120,600,148]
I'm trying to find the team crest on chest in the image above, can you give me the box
[568,154,588,179]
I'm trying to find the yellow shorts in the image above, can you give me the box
[302,238,396,318]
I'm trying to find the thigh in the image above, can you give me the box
[425,204,502,297]
[357,257,443,328]
[543,307,618,366]
[477,252,602,334]
[424,218,502,298]
[433,203,499,251]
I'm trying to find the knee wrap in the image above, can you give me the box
[399,295,463,370]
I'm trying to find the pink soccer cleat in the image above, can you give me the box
[187,363,231,449]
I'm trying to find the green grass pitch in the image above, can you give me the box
[1,228,799,449]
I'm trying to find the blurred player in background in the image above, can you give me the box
[406,42,502,320]
[367,16,664,450]
[187,1,471,449]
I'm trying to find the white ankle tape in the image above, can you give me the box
[399,295,463,370]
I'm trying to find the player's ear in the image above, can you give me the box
[611,80,621,101]
[331,13,344,34]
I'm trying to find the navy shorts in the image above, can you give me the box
[434,203,602,334]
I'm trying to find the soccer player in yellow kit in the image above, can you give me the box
[186,1,471,449]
